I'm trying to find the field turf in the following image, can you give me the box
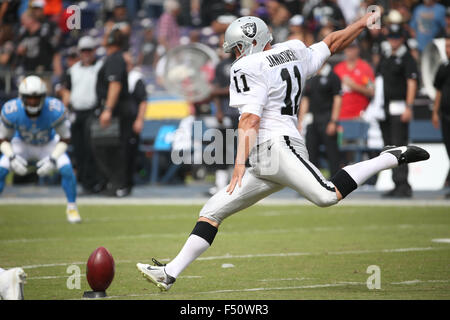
[0,204,449,300]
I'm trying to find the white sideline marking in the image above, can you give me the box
[13,246,447,270]
[28,274,86,280]
[258,278,313,282]
[382,247,434,253]
[432,238,450,244]
[199,283,360,294]
[391,280,450,285]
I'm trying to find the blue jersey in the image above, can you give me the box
[1,97,66,145]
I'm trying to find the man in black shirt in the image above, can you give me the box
[299,63,342,177]
[16,10,62,76]
[377,24,419,198]
[94,28,133,197]
[432,36,450,198]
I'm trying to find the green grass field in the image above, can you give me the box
[0,204,449,300]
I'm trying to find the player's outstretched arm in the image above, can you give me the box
[323,11,380,54]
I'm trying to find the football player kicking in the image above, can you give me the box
[137,12,429,291]
[0,76,81,223]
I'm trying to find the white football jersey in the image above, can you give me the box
[229,40,331,144]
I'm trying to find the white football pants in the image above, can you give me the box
[200,135,338,224]
[0,137,71,170]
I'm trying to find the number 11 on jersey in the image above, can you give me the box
[281,66,302,116]
[233,74,251,93]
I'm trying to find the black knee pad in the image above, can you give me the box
[191,221,218,246]
[331,169,358,199]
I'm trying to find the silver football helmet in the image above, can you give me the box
[223,16,273,58]
[19,76,47,116]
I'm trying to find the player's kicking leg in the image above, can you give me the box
[137,169,283,291]
[330,145,430,202]
[274,137,430,206]
[0,267,26,300]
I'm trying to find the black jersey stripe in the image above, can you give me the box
[284,136,336,192]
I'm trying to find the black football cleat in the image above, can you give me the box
[380,145,430,165]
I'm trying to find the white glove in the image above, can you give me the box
[36,156,57,177]
[10,155,28,176]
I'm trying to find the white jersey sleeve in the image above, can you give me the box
[229,64,268,109]
[284,40,331,79]
[304,41,332,78]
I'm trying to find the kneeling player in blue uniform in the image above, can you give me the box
[0,75,81,223]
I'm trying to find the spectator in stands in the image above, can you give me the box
[61,36,105,194]
[334,40,375,120]
[16,11,62,79]
[299,63,342,177]
[30,0,48,22]
[306,0,346,34]
[95,29,134,197]
[410,0,446,52]
[265,0,291,43]
[0,0,21,27]
[432,35,450,198]
[137,18,158,68]
[144,0,164,19]
[0,22,14,99]
[125,54,148,192]
[287,14,314,46]
[280,0,302,15]
[37,0,62,21]
[30,0,63,63]
[103,0,131,50]
[157,0,181,54]
[210,0,240,34]
[337,0,361,25]
[0,22,14,67]
[16,10,63,77]
[377,24,419,198]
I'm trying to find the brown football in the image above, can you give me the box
[86,247,115,292]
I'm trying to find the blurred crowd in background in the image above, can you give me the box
[0,0,449,198]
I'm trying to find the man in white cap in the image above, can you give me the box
[61,36,105,194]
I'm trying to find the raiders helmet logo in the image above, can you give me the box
[241,22,257,38]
